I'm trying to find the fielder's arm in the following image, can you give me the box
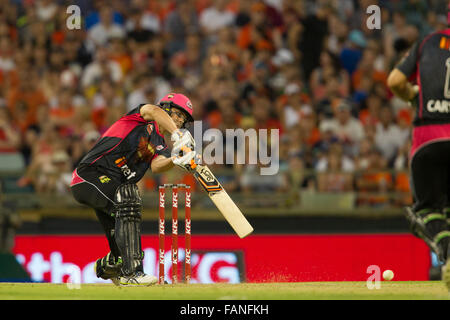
[387,68,419,102]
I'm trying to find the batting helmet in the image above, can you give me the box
[158,93,194,123]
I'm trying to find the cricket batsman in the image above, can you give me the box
[70,93,196,286]
[387,10,450,289]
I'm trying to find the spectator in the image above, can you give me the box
[164,0,200,55]
[87,6,126,50]
[319,100,365,156]
[354,138,375,171]
[216,95,241,132]
[296,2,330,80]
[168,33,203,91]
[72,129,101,168]
[284,153,305,206]
[374,105,406,165]
[356,147,393,207]
[340,29,366,76]
[240,60,274,111]
[90,78,125,131]
[7,70,47,133]
[278,83,307,130]
[200,0,236,44]
[126,73,153,111]
[325,13,349,55]
[81,46,123,89]
[147,35,171,79]
[277,4,302,60]
[239,2,277,55]
[85,0,124,30]
[240,161,286,194]
[309,49,350,104]
[17,122,61,190]
[126,9,154,44]
[352,47,388,94]
[251,96,281,132]
[313,127,339,157]
[317,149,354,193]
[297,108,321,148]
[35,0,58,23]
[44,149,73,195]
[359,92,382,127]
[316,143,355,175]
[108,37,133,76]
[126,0,161,35]
[49,87,76,136]
[0,107,20,153]
[0,36,15,75]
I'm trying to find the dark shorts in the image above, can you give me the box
[70,165,121,214]
[410,140,450,212]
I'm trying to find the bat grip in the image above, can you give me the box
[180,146,197,169]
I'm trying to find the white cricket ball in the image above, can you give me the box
[382,270,394,281]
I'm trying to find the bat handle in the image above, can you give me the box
[190,159,197,170]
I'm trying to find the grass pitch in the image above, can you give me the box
[0,281,449,300]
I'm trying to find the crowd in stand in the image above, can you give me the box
[0,0,447,208]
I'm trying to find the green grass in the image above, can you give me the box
[0,281,449,300]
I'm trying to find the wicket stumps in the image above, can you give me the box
[158,184,191,284]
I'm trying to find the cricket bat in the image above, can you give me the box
[192,163,254,238]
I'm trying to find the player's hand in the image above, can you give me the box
[171,149,197,172]
[171,129,195,154]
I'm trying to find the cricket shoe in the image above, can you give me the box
[94,252,122,286]
[119,272,158,286]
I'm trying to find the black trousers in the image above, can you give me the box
[411,141,450,214]
[71,165,121,259]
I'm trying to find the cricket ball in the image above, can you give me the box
[382,270,394,281]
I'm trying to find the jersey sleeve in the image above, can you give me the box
[156,145,171,158]
[396,41,420,78]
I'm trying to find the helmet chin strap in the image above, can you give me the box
[160,104,172,115]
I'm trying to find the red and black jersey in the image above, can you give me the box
[397,29,450,126]
[78,105,171,184]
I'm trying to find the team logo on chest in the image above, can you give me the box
[137,137,156,162]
